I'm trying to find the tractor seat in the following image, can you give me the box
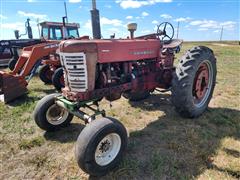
[162,39,183,49]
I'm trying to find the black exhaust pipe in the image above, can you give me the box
[91,0,101,39]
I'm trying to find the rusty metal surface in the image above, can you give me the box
[162,39,183,49]
[61,71,163,102]
[86,52,97,91]
[0,71,28,103]
[60,39,161,63]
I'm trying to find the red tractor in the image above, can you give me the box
[33,22,217,176]
[0,20,81,102]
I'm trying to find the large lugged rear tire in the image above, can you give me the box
[39,64,53,84]
[34,93,73,131]
[52,67,65,91]
[171,46,217,118]
[75,117,128,176]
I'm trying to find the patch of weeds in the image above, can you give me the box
[108,109,118,117]
[211,115,234,126]
[107,157,140,178]
[129,130,145,138]
[19,126,35,135]
[200,129,216,140]
[158,131,175,141]
[127,139,136,149]
[19,136,45,150]
[28,153,49,168]
[167,141,184,152]
[114,157,139,177]
[148,152,168,177]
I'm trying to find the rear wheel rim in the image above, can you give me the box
[94,133,121,166]
[46,104,69,125]
[192,60,213,108]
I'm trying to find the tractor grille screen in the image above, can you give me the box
[60,52,88,92]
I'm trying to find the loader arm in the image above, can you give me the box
[0,41,60,103]
[12,41,59,77]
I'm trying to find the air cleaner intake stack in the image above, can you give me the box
[127,23,137,39]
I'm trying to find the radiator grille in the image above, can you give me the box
[60,52,88,92]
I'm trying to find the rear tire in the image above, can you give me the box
[52,67,64,91]
[171,46,217,118]
[75,117,127,176]
[34,93,73,131]
[39,64,53,84]
[123,90,150,101]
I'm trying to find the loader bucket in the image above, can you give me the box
[0,71,28,103]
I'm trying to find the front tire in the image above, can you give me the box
[52,67,65,91]
[75,117,128,176]
[171,46,217,118]
[33,93,73,131]
[39,64,54,84]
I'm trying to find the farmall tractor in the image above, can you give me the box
[34,22,217,176]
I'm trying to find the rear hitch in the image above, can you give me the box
[0,71,28,103]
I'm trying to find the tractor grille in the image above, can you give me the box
[60,52,88,92]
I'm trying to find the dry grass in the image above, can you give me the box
[0,41,239,179]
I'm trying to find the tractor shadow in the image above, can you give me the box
[7,94,41,107]
[43,123,85,143]
[7,87,57,107]
[32,87,57,94]
[102,93,240,179]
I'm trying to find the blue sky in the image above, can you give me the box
[0,0,239,41]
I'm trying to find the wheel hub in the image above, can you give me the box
[95,133,121,166]
[192,60,213,107]
[99,140,111,153]
[194,63,209,99]
[46,104,69,125]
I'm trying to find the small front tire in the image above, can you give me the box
[52,67,65,91]
[33,93,73,131]
[39,64,54,84]
[75,117,128,176]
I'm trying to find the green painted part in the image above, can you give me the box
[56,96,78,111]
[78,98,100,106]
[56,96,100,111]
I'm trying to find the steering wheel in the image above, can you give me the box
[157,22,174,43]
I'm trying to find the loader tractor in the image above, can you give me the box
[0,20,82,103]
[34,22,217,176]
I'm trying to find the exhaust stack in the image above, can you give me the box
[91,0,101,39]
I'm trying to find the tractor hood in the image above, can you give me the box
[59,39,161,63]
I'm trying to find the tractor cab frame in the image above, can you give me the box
[40,21,80,40]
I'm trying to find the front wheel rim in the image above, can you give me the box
[192,60,213,108]
[46,104,69,125]
[94,133,121,166]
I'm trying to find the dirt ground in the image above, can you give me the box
[0,41,239,180]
